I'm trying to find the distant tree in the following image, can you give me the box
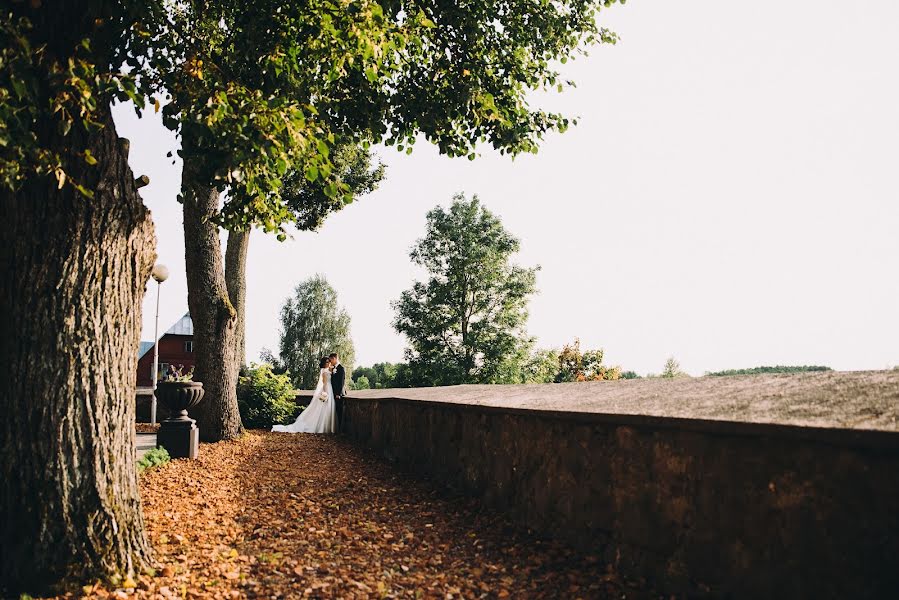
[391,363,417,388]
[353,376,371,391]
[620,370,641,379]
[352,366,376,384]
[393,195,538,386]
[277,275,355,390]
[352,363,401,389]
[661,357,688,378]
[705,365,832,377]
[522,349,560,384]
[555,339,621,382]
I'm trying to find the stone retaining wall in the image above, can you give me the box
[341,374,899,599]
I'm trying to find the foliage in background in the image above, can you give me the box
[520,349,560,384]
[353,376,371,390]
[705,365,832,377]
[137,447,171,474]
[275,275,355,390]
[393,195,538,386]
[237,363,298,428]
[352,362,402,389]
[554,339,621,382]
[620,370,641,379]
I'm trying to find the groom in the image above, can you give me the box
[329,352,347,430]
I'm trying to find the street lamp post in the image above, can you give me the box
[150,264,169,425]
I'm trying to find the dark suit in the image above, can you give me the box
[332,363,347,430]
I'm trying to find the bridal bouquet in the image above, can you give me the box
[318,390,328,402]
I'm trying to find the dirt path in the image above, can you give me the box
[113,432,645,599]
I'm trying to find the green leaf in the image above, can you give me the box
[305,166,319,182]
[73,183,94,199]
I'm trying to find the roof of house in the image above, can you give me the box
[137,312,193,359]
[138,341,155,360]
[166,312,194,336]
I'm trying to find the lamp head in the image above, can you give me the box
[151,264,169,283]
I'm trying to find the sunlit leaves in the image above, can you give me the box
[154,0,624,233]
[0,15,135,195]
[2,0,625,226]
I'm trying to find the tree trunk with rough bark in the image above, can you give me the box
[0,107,155,594]
[181,143,243,442]
[225,230,250,370]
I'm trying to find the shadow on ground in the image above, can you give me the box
[129,431,655,599]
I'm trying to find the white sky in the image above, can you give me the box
[118,0,899,376]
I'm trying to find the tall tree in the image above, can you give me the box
[393,194,538,385]
[0,2,165,593]
[156,0,622,440]
[277,275,355,390]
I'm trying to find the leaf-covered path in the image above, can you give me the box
[126,431,641,599]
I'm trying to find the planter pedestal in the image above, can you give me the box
[154,381,205,459]
[158,416,199,459]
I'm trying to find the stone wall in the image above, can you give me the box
[341,372,899,599]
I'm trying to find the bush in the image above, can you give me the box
[237,363,298,428]
[555,339,621,382]
[138,446,170,473]
[354,375,371,390]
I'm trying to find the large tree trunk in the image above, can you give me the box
[225,229,250,370]
[0,107,155,594]
[181,143,243,442]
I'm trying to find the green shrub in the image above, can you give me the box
[137,447,170,473]
[353,375,371,390]
[237,363,298,428]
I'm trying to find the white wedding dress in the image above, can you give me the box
[272,368,336,434]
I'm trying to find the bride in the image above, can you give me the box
[272,356,336,434]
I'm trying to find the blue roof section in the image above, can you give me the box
[138,341,155,360]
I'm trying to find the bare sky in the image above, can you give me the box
[118,0,899,375]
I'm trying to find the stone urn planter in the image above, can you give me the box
[155,381,205,459]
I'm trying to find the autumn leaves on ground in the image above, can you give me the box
[81,432,639,599]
